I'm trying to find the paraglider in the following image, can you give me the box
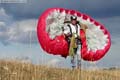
[37,8,111,66]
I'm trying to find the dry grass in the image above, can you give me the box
[0,60,120,80]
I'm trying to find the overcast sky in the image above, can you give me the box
[0,0,120,68]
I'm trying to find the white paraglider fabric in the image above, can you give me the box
[86,26,108,52]
[46,10,66,39]
[77,16,108,52]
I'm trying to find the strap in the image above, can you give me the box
[76,24,78,34]
[62,26,64,32]
[68,23,80,38]
[68,24,72,35]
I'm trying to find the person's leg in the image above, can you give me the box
[66,37,76,69]
[74,48,78,54]
[76,45,81,69]
[71,56,76,69]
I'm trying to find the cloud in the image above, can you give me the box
[0,0,120,20]
[1,0,79,20]
[96,37,120,68]
[8,19,37,44]
[0,8,38,45]
[0,8,13,25]
[0,7,120,46]
[46,57,69,68]
[0,22,6,31]
[0,19,37,45]
[46,58,60,67]
[0,22,9,45]
[96,16,120,38]
[78,0,120,12]
[0,8,8,17]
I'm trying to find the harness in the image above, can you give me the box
[67,24,78,37]
[65,23,82,47]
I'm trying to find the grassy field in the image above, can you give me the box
[0,60,120,80]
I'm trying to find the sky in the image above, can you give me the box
[0,0,120,68]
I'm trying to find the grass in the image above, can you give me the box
[0,60,120,80]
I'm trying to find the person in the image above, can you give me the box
[63,16,87,69]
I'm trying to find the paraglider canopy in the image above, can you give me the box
[37,8,111,61]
